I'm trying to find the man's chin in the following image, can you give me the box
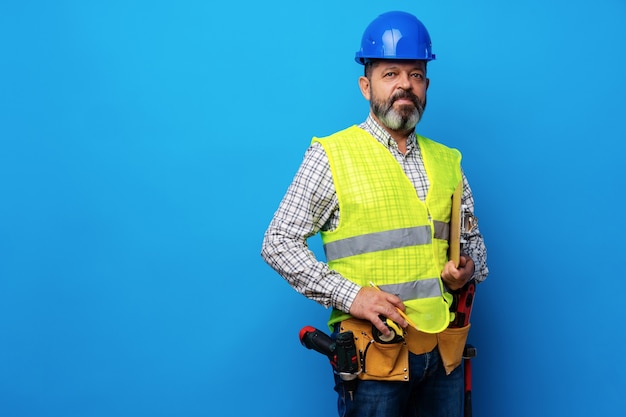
[381,119,418,132]
[392,114,420,131]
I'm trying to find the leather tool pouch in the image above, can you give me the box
[437,323,471,375]
[339,318,409,382]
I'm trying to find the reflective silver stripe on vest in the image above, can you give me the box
[324,226,431,262]
[378,278,443,300]
[433,220,449,241]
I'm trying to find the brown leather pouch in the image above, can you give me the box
[437,324,471,375]
[339,318,409,382]
[404,325,438,355]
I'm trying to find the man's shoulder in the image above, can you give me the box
[313,125,369,143]
[417,134,457,152]
[416,134,462,161]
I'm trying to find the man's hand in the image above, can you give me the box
[441,255,475,291]
[349,286,408,336]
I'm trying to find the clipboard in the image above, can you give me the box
[449,180,463,267]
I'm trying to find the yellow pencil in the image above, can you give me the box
[369,282,419,331]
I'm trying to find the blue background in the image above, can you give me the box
[1,1,625,416]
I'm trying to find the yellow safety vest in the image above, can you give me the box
[313,126,462,333]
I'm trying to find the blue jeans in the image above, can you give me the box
[334,347,464,417]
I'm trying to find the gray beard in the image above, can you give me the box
[371,90,426,131]
[379,106,420,131]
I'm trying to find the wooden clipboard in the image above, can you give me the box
[449,180,463,267]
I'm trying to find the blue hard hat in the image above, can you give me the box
[355,11,436,64]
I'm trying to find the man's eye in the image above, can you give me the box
[384,72,396,77]
[411,73,424,79]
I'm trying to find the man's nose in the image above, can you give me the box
[397,72,412,90]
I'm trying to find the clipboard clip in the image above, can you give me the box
[460,205,477,245]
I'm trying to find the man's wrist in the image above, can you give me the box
[331,276,361,313]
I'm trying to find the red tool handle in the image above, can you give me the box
[464,355,473,417]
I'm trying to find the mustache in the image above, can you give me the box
[391,90,422,108]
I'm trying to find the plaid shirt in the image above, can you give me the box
[261,115,489,314]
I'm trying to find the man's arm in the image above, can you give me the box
[260,143,360,313]
[261,143,409,335]
[441,172,489,289]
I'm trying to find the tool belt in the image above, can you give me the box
[339,318,409,382]
[405,323,472,375]
[437,324,471,375]
[339,318,471,381]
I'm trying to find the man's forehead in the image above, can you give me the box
[374,59,426,69]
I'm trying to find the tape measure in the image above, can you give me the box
[372,316,404,344]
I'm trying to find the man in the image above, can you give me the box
[261,11,488,417]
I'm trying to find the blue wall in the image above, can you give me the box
[1,1,625,416]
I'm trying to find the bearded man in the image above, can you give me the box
[261,11,489,417]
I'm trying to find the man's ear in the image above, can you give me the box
[358,76,371,101]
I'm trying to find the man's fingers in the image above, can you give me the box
[376,293,409,328]
[349,286,408,333]
[371,314,391,336]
